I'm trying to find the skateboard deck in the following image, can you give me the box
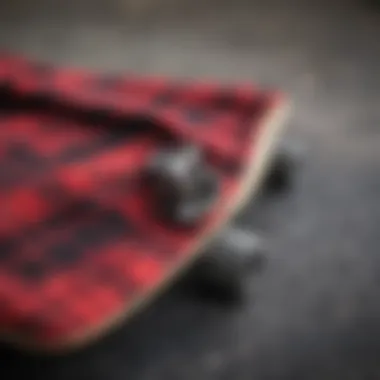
[0,54,289,351]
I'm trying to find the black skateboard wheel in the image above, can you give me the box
[175,166,219,225]
[193,227,266,302]
[265,150,293,192]
[145,145,219,225]
[264,140,302,193]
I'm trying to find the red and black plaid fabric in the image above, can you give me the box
[0,53,283,348]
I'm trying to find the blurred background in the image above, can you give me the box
[0,0,379,379]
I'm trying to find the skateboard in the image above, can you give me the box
[0,53,293,352]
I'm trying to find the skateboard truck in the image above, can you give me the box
[191,227,266,302]
[145,140,297,301]
[144,145,219,225]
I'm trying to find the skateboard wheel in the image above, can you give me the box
[175,167,219,225]
[145,145,219,225]
[145,145,202,193]
[193,227,265,302]
[264,141,298,193]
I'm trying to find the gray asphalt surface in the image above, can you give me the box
[0,1,379,379]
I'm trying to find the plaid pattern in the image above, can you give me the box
[0,53,283,347]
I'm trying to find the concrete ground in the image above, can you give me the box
[0,0,379,379]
